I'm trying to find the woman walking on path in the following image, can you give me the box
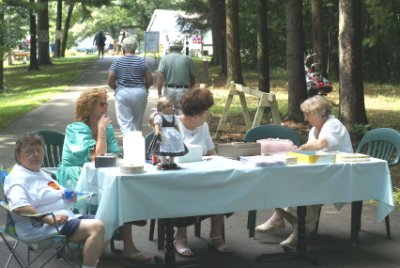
[108,37,153,136]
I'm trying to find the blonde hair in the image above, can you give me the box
[300,95,332,118]
[157,96,173,112]
[75,88,108,124]
[148,97,174,127]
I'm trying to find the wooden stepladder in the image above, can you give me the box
[214,82,281,139]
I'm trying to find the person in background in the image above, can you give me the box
[93,31,106,59]
[4,133,109,268]
[171,88,232,257]
[108,37,153,135]
[157,38,195,114]
[255,95,353,248]
[56,88,151,263]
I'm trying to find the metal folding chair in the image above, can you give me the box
[34,130,65,179]
[0,171,80,268]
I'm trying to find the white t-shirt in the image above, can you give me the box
[308,115,353,153]
[4,164,77,241]
[177,119,214,155]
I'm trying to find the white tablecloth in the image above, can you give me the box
[76,156,394,239]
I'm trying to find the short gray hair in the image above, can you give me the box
[122,37,137,53]
[300,95,332,117]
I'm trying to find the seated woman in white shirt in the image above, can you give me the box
[171,89,232,257]
[255,95,353,248]
[4,133,109,268]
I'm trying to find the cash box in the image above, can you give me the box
[95,154,117,168]
[215,142,261,159]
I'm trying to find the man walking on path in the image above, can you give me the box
[157,39,195,114]
[93,30,106,58]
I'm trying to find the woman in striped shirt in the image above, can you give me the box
[108,37,153,136]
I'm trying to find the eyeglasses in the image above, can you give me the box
[20,148,44,156]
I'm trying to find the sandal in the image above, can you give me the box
[122,252,152,263]
[208,237,232,254]
[173,239,194,258]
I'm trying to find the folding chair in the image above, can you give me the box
[0,171,80,268]
[34,130,65,179]
[351,128,400,243]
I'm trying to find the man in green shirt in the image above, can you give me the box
[157,39,195,114]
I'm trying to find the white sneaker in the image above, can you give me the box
[255,220,285,232]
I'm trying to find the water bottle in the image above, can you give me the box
[64,179,75,211]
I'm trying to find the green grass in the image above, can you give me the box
[0,56,96,130]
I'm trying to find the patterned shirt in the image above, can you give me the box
[109,55,151,88]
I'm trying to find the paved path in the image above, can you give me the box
[1,56,400,268]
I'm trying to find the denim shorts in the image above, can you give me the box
[60,214,94,238]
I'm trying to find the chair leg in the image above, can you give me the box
[310,206,322,236]
[157,219,166,251]
[248,210,257,238]
[221,221,225,240]
[149,219,156,241]
[385,215,391,239]
[110,239,117,253]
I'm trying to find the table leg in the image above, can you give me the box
[351,201,362,245]
[164,220,176,265]
[297,206,306,251]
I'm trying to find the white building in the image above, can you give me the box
[146,9,212,56]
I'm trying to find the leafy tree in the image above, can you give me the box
[0,2,29,91]
[338,0,368,127]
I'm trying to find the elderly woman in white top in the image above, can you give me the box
[108,37,153,135]
[255,95,353,248]
[4,133,109,268]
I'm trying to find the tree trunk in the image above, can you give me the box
[29,0,39,71]
[0,5,4,92]
[257,0,270,93]
[286,0,306,122]
[311,0,327,77]
[209,0,227,77]
[338,0,368,127]
[55,0,62,58]
[38,0,51,65]
[225,0,243,85]
[61,3,74,57]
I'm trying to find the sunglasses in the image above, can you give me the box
[98,101,109,107]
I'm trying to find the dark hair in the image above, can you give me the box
[180,89,214,116]
[14,133,44,164]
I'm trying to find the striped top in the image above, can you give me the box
[109,55,151,88]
